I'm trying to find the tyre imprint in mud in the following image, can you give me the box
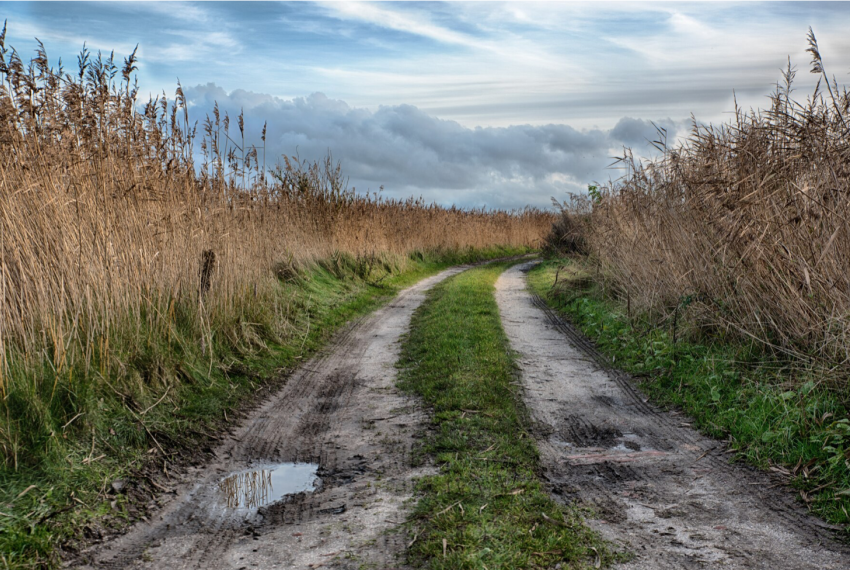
[77,266,470,570]
[495,262,850,570]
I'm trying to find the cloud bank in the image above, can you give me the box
[186,84,677,209]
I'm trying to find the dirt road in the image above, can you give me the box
[77,266,471,570]
[495,261,849,569]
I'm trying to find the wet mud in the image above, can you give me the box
[75,266,470,570]
[495,261,850,569]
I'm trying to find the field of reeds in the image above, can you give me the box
[560,30,850,377]
[537,32,850,528]
[0,28,551,477]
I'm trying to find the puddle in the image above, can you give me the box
[217,463,319,509]
[551,436,576,449]
[552,433,650,455]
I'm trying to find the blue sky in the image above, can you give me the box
[3,2,850,208]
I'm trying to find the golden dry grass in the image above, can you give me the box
[0,31,552,465]
[582,30,850,373]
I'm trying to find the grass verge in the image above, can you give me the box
[397,262,613,569]
[0,246,528,570]
[527,258,850,532]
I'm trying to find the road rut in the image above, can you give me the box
[495,261,849,569]
[77,266,470,570]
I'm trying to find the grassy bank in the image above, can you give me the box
[397,262,612,569]
[0,246,527,569]
[527,258,850,533]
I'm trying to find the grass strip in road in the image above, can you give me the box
[527,258,850,532]
[398,262,612,569]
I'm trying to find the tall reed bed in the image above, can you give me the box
[0,30,552,468]
[583,30,850,376]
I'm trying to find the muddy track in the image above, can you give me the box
[75,266,472,570]
[495,262,850,569]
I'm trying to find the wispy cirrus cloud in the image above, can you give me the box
[318,1,562,71]
[320,2,489,51]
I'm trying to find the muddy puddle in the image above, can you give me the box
[216,463,319,509]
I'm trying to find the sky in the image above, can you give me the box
[3,1,850,209]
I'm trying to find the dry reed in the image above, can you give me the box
[585,30,850,375]
[0,30,552,466]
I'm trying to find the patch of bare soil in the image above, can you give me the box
[74,266,470,570]
[495,261,850,569]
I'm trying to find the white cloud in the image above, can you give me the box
[318,1,562,70]
[185,85,677,208]
[322,2,486,50]
[135,2,213,24]
[145,30,242,63]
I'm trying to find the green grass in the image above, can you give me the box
[527,258,850,532]
[0,245,529,570]
[397,262,613,569]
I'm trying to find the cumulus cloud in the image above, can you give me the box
[186,84,678,209]
[610,117,680,149]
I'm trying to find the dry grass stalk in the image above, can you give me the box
[587,30,850,373]
[0,30,552,465]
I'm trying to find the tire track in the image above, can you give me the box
[529,290,840,536]
[496,261,849,570]
[76,265,472,570]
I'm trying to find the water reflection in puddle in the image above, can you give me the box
[218,463,319,509]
